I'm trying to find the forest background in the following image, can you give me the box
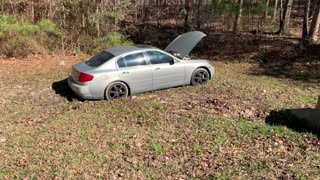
[0,0,320,57]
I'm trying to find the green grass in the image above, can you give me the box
[0,60,319,179]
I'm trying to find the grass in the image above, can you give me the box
[0,56,319,179]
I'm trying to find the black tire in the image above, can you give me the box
[105,82,129,100]
[191,68,209,86]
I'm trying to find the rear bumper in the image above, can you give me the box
[68,76,94,99]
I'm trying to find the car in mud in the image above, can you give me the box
[68,31,215,100]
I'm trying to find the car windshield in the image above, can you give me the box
[85,51,114,67]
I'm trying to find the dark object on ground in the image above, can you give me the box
[52,78,84,102]
[266,107,320,136]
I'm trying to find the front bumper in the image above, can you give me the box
[67,76,93,99]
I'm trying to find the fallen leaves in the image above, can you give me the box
[0,57,319,179]
[186,96,270,121]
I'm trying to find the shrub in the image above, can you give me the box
[91,32,132,53]
[0,14,61,57]
[0,14,132,57]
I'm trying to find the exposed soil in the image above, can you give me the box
[0,54,88,74]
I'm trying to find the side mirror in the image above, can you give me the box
[169,59,175,65]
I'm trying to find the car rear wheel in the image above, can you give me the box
[105,82,129,100]
[191,68,209,86]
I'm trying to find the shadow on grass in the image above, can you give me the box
[250,43,320,83]
[266,109,320,136]
[52,78,84,102]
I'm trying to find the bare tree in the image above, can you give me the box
[196,0,202,29]
[302,0,311,38]
[272,0,279,21]
[265,0,270,18]
[184,0,190,30]
[278,0,294,35]
[95,0,101,37]
[308,0,320,42]
[234,0,244,34]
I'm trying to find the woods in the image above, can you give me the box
[0,0,319,56]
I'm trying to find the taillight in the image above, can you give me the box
[78,72,94,82]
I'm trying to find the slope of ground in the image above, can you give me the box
[0,54,319,178]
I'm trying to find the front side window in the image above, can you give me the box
[118,52,147,68]
[85,51,114,67]
[147,51,173,64]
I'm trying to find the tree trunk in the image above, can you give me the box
[142,0,146,23]
[196,0,202,29]
[234,0,244,34]
[279,0,294,35]
[96,2,100,37]
[62,4,66,28]
[31,1,35,23]
[113,0,117,31]
[272,0,279,21]
[302,0,311,38]
[308,1,320,42]
[279,0,284,24]
[265,0,270,18]
[48,0,52,19]
[184,0,190,30]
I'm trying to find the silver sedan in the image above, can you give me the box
[68,31,214,100]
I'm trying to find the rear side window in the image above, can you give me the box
[85,51,114,67]
[117,58,126,68]
[117,52,147,68]
[147,51,173,64]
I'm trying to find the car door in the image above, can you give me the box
[117,52,153,94]
[146,51,185,90]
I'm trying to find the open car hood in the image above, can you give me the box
[164,31,206,59]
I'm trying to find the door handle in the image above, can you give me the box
[122,71,129,74]
[154,68,160,70]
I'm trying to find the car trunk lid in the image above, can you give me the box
[71,62,94,84]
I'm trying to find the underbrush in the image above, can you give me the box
[0,14,132,57]
[75,32,133,54]
[0,14,60,57]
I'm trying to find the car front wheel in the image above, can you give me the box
[105,82,129,100]
[191,68,209,86]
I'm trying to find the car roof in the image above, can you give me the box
[105,44,159,56]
